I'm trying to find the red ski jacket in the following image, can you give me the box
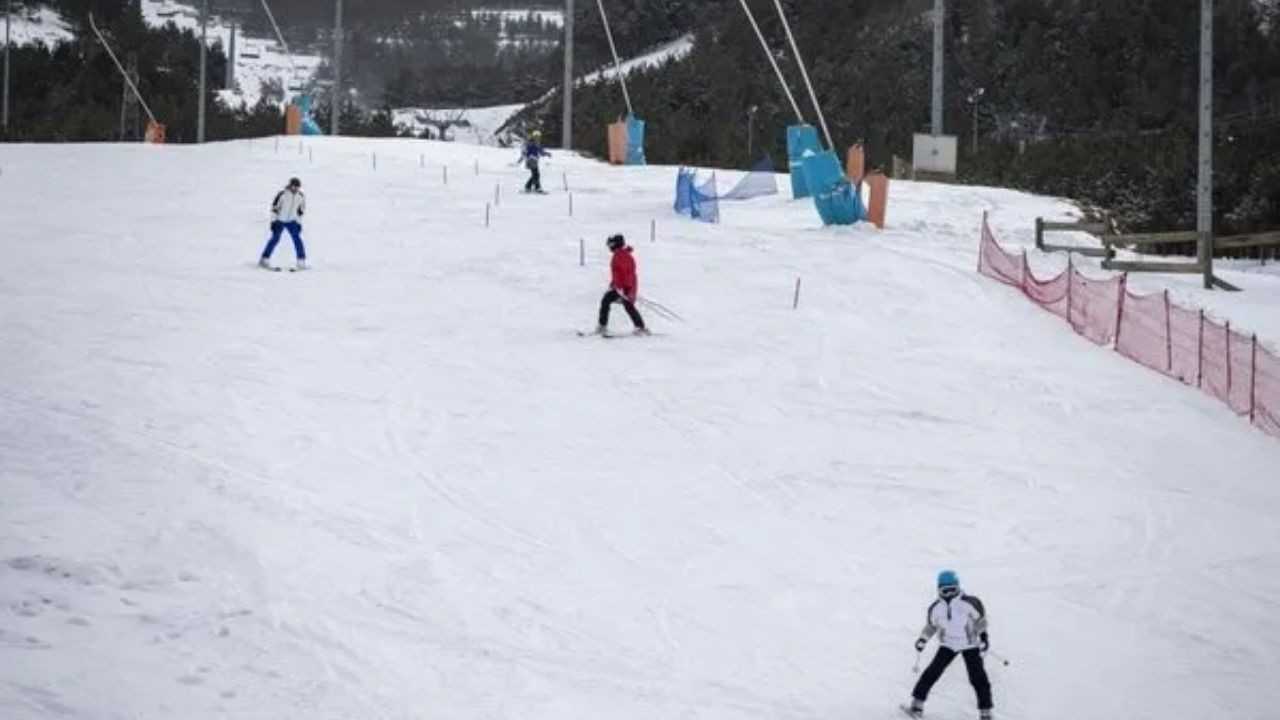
[610,246,638,299]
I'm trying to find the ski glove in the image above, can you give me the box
[914,637,928,652]
[979,632,990,652]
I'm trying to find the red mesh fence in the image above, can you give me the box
[1227,329,1255,417]
[1069,271,1123,346]
[977,214,1280,441]
[1116,289,1172,374]
[978,220,1025,287]
[1168,305,1202,386]
[1256,348,1280,438]
[1021,255,1070,320]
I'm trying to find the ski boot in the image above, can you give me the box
[902,699,924,718]
[633,327,651,336]
[258,258,274,270]
[979,709,993,720]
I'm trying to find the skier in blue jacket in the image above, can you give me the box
[521,130,551,193]
[904,570,993,720]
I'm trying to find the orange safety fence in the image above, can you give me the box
[978,213,1280,441]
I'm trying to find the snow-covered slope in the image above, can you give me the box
[2,139,1279,720]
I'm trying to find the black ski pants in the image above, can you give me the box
[912,647,992,710]
[598,290,645,329]
[525,163,542,192]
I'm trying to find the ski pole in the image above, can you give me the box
[985,650,1011,667]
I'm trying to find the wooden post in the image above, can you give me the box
[1197,310,1205,388]
[1164,290,1173,373]
[485,203,490,228]
[1066,256,1075,324]
[579,238,585,267]
[650,219,656,242]
[1035,217,1044,251]
[1226,322,1233,395]
[1250,334,1259,423]
[1112,273,1129,348]
[569,192,574,217]
[793,277,802,309]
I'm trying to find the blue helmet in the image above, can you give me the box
[937,570,959,589]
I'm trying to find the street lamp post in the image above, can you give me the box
[967,87,984,155]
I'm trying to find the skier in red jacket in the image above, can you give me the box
[594,234,649,336]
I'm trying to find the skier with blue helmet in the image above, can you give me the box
[903,570,993,720]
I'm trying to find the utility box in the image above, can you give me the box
[912,133,957,178]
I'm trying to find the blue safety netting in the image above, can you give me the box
[787,124,822,199]
[626,116,647,165]
[721,155,779,201]
[673,168,720,223]
[801,150,866,226]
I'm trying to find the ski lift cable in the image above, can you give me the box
[256,0,299,81]
[88,13,159,125]
[734,0,805,125]
[769,0,834,150]
[594,0,633,116]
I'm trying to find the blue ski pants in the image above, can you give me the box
[262,221,306,260]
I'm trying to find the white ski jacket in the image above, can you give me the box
[272,188,306,223]
[919,594,988,651]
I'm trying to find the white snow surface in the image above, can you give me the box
[2,138,1280,720]
[2,5,74,47]
[140,0,325,110]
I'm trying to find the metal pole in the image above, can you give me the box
[747,108,754,158]
[332,0,342,135]
[594,0,632,116]
[735,0,804,124]
[1198,0,1213,289]
[561,0,573,149]
[3,0,11,133]
[198,0,208,143]
[932,0,944,136]
[769,0,834,150]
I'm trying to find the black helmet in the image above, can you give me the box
[606,234,625,250]
[288,177,302,188]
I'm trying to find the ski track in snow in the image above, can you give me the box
[1,138,1280,720]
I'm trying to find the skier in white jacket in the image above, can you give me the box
[259,177,307,270]
[905,570,993,719]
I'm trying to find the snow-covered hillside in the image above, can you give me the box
[392,104,526,145]
[3,4,74,47]
[140,0,324,109]
[2,138,1279,720]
